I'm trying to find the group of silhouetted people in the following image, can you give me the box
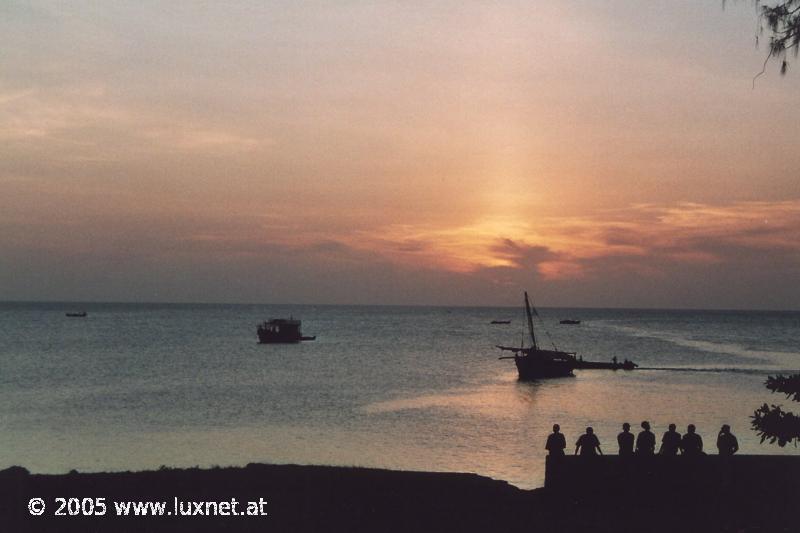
[546,422,739,457]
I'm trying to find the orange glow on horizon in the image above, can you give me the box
[327,201,800,281]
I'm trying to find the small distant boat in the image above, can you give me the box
[66,312,87,318]
[257,317,316,344]
[559,319,581,325]
[490,320,511,324]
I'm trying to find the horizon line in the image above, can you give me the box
[1,299,798,314]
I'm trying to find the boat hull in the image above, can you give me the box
[258,337,300,344]
[514,350,576,380]
[257,331,316,344]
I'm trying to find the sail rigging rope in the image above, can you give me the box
[527,296,560,351]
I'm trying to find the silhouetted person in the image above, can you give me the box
[617,422,634,456]
[680,424,704,456]
[546,424,566,456]
[716,424,739,456]
[636,421,655,455]
[659,423,681,455]
[612,356,618,365]
[575,427,602,456]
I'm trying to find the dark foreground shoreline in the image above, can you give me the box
[1,457,797,532]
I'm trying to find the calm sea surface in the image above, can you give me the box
[1,303,798,488]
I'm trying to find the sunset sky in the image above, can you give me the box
[2,1,799,308]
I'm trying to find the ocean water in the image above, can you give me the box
[0,302,798,489]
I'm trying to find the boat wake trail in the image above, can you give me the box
[635,366,784,376]
[593,323,799,366]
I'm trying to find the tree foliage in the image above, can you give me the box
[764,374,800,400]
[755,1,800,74]
[751,373,800,447]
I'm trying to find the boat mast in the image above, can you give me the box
[524,291,538,350]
